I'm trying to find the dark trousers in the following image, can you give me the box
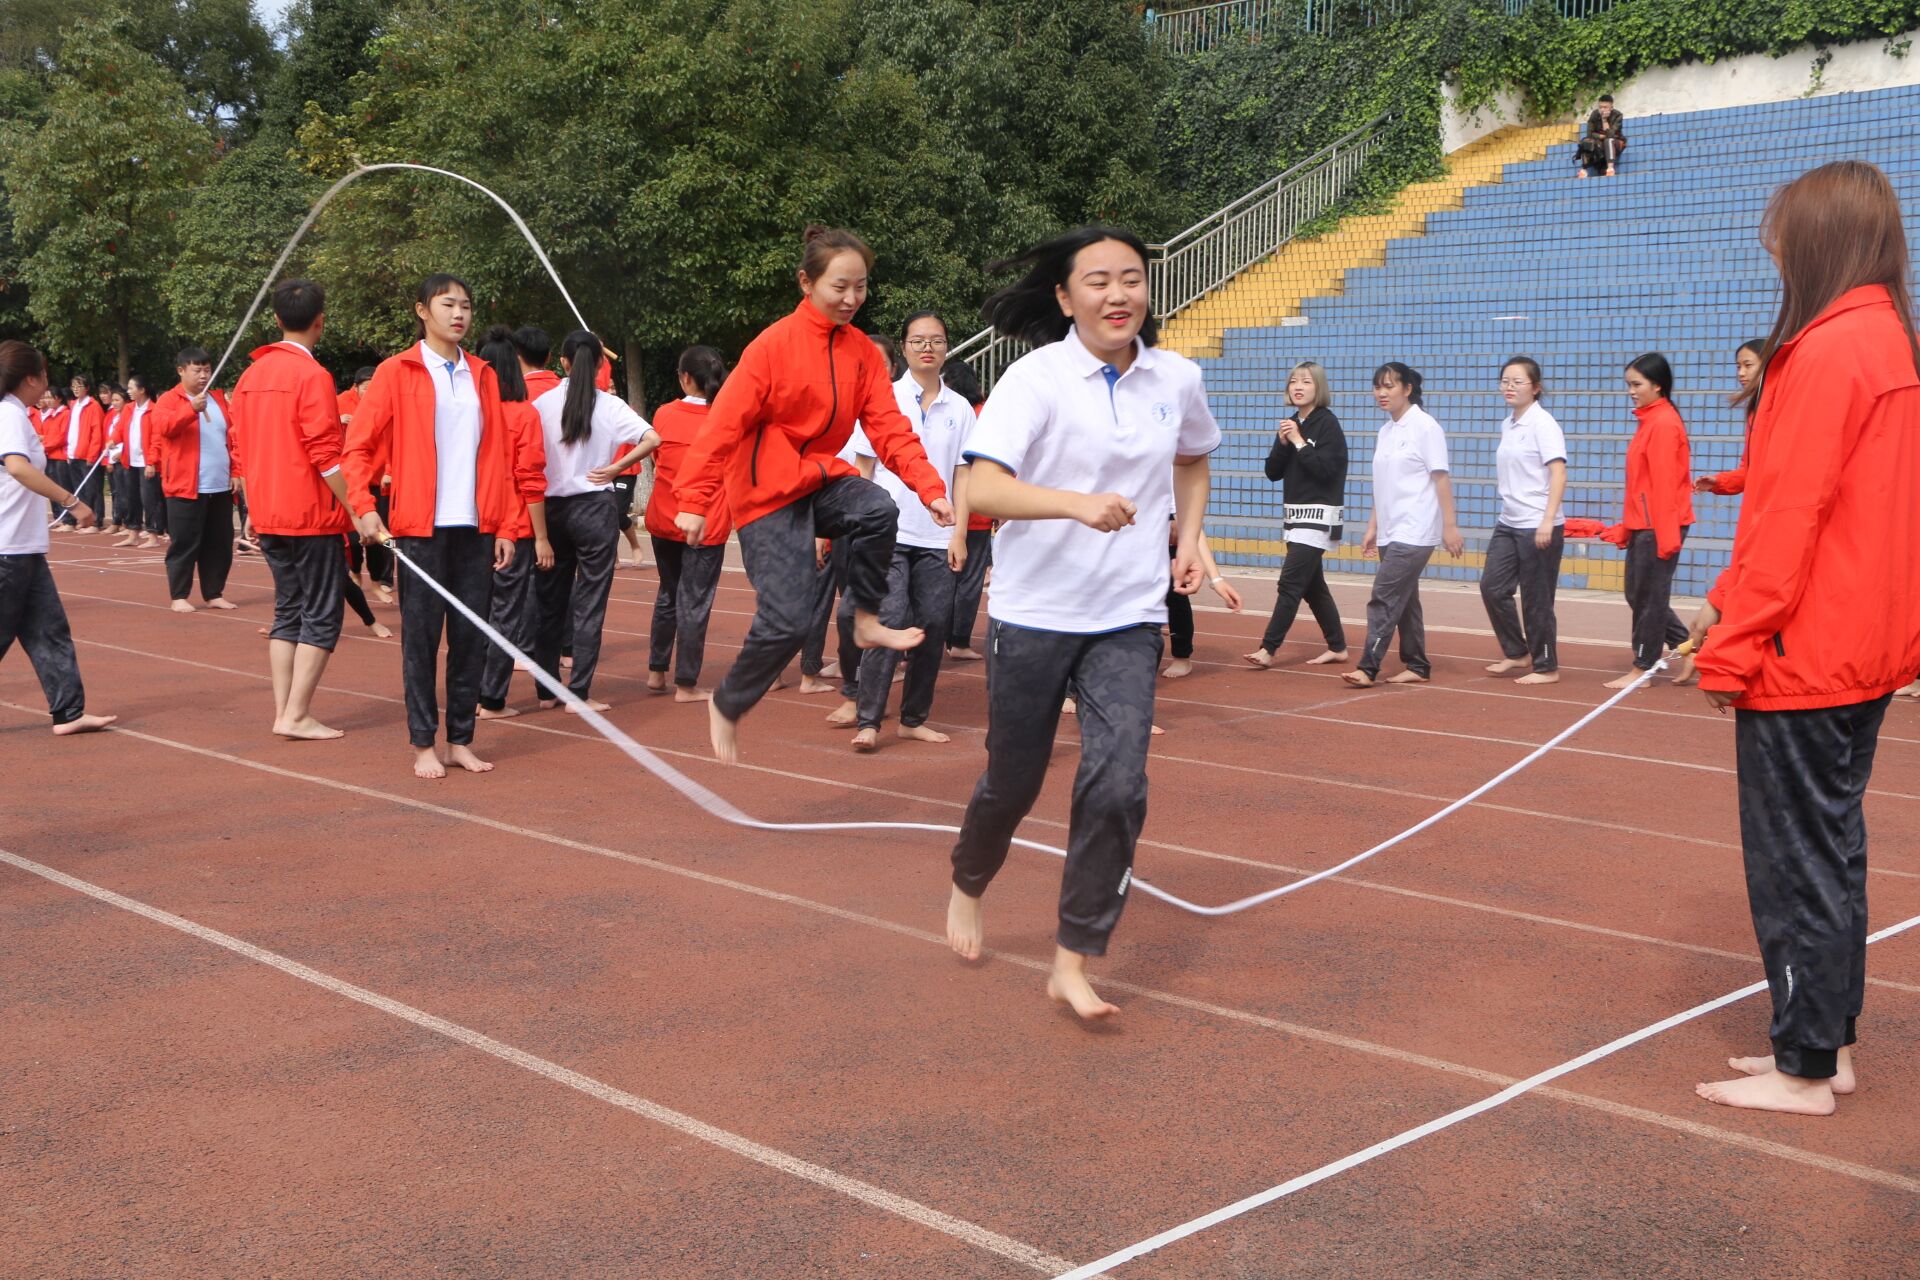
[1735,695,1891,1080]
[1358,542,1433,679]
[535,490,620,700]
[1624,527,1688,670]
[73,458,105,525]
[949,529,992,650]
[395,527,493,748]
[715,476,897,723]
[613,474,639,534]
[856,546,953,730]
[480,538,538,711]
[113,464,142,531]
[1481,524,1564,672]
[1259,541,1346,655]
[649,536,725,688]
[364,492,394,586]
[952,621,1161,955]
[139,472,166,533]
[1163,546,1194,661]
[260,532,347,650]
[802,539,849,677]
[164,491,235,602]
[0,554,87,724]
[47,459,69,518]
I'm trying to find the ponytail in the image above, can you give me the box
[677,345,728,400]
[478,325,528,403]
[1372,361,1424,407]
[559,330,602,446]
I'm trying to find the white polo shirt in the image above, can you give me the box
[1371,404,1450,548]
[422,343,480,527]
[1495,401,1568,529]
[532,381,655,498]
[0,394,50,555]
[964,327,1221,634]
[858,373,975,551]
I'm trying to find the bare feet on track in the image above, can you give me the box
[818,660,840,680]
[898,724,950,744]
[674,687,712,703]
[1514,671,1560,685]
[646,672,668,693]
[170,599,196,613]
[559,655,573,670]
[273,716,344,741]
[1305,649,1348,666]
[851,727,879,753]
[825,699,858,727]
[1731,1048,1855,1095]
[1161,658,1194,679]
[368,621,394,638]
[447,744,494,773]
[946,647,984,662]
[1670,655,1699,686]
[205,597,237,610]
[52,713,117,736]
[565,699,612,714]
[1385,670,1428,685]
[1150,724,1166,736]
[413,747,447,779]
[1047,949,1118,1020]
[852,609,924,652]
[946,886,984,960]
[1485,657,1530,675]
[112,533,137,548]
[477,705,521,720]
[375,584,393,604]
[1062,697,1077,715]
[1602,671,1642,690]
[798,675,836,695]
[1242,649,1274,669]
[135,534,158,549]
[1695,1069,1836,1115]
[1341,670,1374,688]
[709,700,739,765]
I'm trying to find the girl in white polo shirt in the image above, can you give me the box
[1343,362,1463,688]
[0,341,115,735]
[1480,357,1568,685]
[945,226,1220,1020]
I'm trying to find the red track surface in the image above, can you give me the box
[6,540,1918,1277]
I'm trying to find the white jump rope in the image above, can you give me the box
[222,163,1692,918]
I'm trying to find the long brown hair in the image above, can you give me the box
[1740,161,1920,411]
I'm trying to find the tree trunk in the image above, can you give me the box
[116,308,131,385]
[623,336,646,409]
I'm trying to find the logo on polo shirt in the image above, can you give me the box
[1151,402,1174,424]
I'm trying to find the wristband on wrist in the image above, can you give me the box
[60,495,78,510]
[1209,575,1224,585]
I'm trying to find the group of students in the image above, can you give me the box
[4,163,1917,1112]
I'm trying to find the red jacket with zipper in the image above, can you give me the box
[37,406,67,460]
[676,301,943,528]
[499,399,548,541]
[149,386,234,499]
[1600,396,1693,558]
[646,398,732,543]
[229,342,354,537]
[67,397,106,462]
[342,345,516,537]
[1697,285,1920,710]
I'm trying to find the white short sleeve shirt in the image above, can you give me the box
[1371,404,1450,548]
[1495,401,1568,529]
[423,343,481,527]
[0,394,51,555]
[858,374,976,551]
[533,381,655,498]
[964,328,1221,634]
[126,401,150,469]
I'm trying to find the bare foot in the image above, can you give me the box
[375,584,393,603]
[1732,1048,1855,1095]
[851,727,880,752]
[646,671,668,692]
[709,700,739,765]
[1305,649,1349,666]
[368,621,394,638]
[825,699,858,726]
[946,886,984,960]
[135,534,157,549]
[1695,1069,1836,1115]
[538,698,559,711]
[1242,649,1274,669]
[447,744,494,773]
[1162,658,1194,679]
[1047,949,1118,1020]
[51,713,117,736]
[1486,657,1530,675]
[112,532,137,547]
[1341,670,1374,688]
[798,674,836,695]
[947,647,984,662]
[1514,671,1561,685]
[1385,670,1429,685]
[272,716,344,741]
[565,699,612,714]
[674,686,712,703]
[477,705,521,720]
[1603,671,1643,690]
[170,599,196,613]
[256,626,269,637]
[1671,655,1699,686]
[819,660,841,680]
[852,610,925,652]
[1062,697,1077,716]
[205,598,237,610]
[559,655,573,670]
[413,747,448,780]
[898,724,950,744]
[891,666,905,684]
[1151,724,1166,736]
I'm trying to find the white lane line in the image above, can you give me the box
[0,846,1073,1275]
[8,702,1916,1199]
[1054,910,1920,1280]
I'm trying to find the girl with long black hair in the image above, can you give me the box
[945,226,1219,1019]
[646,346,732,701]
[474,325,552,719]
[1695,338,1765,498]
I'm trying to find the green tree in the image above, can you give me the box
[5,16,212,380]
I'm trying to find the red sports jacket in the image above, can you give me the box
[1698,285,1920,710]
[646,399,732,543]
[499,399,548,541]
[36,405,67,459]
[67,397,106,462]
[148,385,235,500]
[1600,397,1693,559]
[341,345,516,537]
[229,342,354,536]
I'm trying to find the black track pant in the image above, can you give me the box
[803,539,849,677]
[139,472,166,533]
[949,529,992,650]
[1624,527,1689,670]
[0,554,87,725]
[1357,542,1433,679]
[260,532,346,651]
[479,537,538,712]
[1480,523,1564,673]
[111,464,140,529]
[73,458,105,526]
[47,459,69,518]
[649,536,725,688]
[395,527,492,748]
[1259,540,1346,655]
[164,491,235,602]
[1736,694,1891,1080]
[856,546,953,730]
[363,492,394,586]
[1163,546,1194,661]
[536,491,620,700]
[951,620,1161,956]
[716,476,897,724]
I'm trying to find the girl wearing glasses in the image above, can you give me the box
[1479,357,1567,685]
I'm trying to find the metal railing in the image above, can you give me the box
[1143,0,1612,52]
[947,114,1396,391]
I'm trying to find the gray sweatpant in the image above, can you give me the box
[856,546,954,730]
[1480,523,1563,672]
[1358,541,1434,679]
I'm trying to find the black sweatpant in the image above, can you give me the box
[47,459,70,519]
[1259,541,1346,655]
[259,532,346,651]
[164,491,235,602]
[648,536,725,688]
[479,537,538,712]
[1735,694,1891,1080]
[535,490,620,700]
[113,464,142,532]
[1480,524,1564,673]
[364,491,394,586]
[949,528,992,651]
[613,474,639,534]
[951,620,1161,956]
[856,546,953,730]
[73,458,105,527]
[395,526,493,748]
[1357,542,1433,679]
[139,471,166,534]
[0,554,87,725]
[1624,527,1688,670]
[802,539,849,677]
[715,476,898,724]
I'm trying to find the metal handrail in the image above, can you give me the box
[948,113,1397,391]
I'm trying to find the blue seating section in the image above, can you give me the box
[1200,83,1920,596]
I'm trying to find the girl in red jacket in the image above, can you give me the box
[645,346,731,702]
[474,326,552,720]
[344,274,518,780]
[674,226,953,764]
[1599,352,1694,688]
[1691,161,1920,1116]
[1695,339,1765,498]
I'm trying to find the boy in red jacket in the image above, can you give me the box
[230,279,357,741]
[147,348,238,611]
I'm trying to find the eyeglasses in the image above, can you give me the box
[904,338,948,351]
[1499,378,1532,388]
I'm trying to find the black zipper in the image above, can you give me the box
[751,325,840,486]
[1773,633,1786,658]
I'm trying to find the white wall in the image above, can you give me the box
[1442,29,1920,153]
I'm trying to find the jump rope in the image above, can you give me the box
[213,163,1698,919]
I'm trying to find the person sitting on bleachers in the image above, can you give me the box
[1575,94,1627,179]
